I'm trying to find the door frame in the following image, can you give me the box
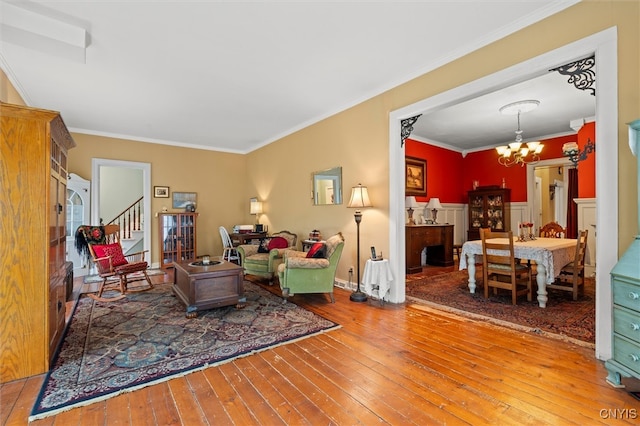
[66,173,91,276]
[91,158,152,263]
[389,27,618,360]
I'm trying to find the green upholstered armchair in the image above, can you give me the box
[237,230,297,284]
[277,232,344,303]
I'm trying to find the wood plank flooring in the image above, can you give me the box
[2,269,639,425]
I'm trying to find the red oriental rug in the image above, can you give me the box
[406,268,595,345]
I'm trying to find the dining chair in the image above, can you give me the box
[219,226,240,264]
[547,229,589,300]
[481,229,532,305]
[539,221,566,238]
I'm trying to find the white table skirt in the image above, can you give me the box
[362,259,393,301]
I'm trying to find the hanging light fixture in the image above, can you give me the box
[495,100,543,167]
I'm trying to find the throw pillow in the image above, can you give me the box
[257,238,270,253]
[267,236,288,250]
[91,243,128,268]
[306,242,326,258]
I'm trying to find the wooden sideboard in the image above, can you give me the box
[406,224,454,274]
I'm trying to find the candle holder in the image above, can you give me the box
[518,222,536,241]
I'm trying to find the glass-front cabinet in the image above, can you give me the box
[158,212,198,267]
[467,187,511,241]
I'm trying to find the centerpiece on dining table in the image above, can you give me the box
[517,222,536,241]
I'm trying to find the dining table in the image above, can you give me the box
[459,237,586,308]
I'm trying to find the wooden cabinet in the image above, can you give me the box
[467,186,511,241]
[406,225,454,274]
[0,102,75,383]
[158,212,198,267]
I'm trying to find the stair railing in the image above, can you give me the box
[107,196,143,240]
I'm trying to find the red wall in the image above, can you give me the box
[406,122,596,203]
[405,143,465,203]
[577,121,596,198]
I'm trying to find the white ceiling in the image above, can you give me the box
[411,70,596,153]
[0,0,583,154]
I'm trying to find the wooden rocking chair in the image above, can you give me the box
[77,224,153,301]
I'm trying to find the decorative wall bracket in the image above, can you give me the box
[400,114,422,147]
[550,55,596,96]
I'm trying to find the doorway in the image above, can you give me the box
[91,159,152,264]
[389,28,618,360]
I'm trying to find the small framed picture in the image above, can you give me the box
[154,186,169,198]
[405,156,427,196]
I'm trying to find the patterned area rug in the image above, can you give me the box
[30,282,340,420]
[406,269,595,344]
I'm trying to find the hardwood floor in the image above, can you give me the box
[2,270,638,425]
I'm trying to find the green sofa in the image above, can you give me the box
[237,230,297,284]
[277,232,344,303]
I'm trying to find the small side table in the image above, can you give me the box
[362,259,393,302]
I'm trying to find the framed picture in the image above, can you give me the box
[405,156,426,196]
[154,186,169,198]
[172,192,197,210]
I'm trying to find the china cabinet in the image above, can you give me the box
[158,212,198,267]
[467,186,511,241]
[0,102,76,382]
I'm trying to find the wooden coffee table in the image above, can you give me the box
[173,259,245,318]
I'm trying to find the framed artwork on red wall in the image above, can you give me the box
[405,156,426,196]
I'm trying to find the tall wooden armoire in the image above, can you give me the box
[0,102,76,383]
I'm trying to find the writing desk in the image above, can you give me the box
[230,232,267,246]
[459,237,580,308]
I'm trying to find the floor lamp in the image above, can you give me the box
[347,183,372,302]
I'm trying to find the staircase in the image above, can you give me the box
[107,196,144,255]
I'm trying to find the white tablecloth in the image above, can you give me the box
[362,259,393,301]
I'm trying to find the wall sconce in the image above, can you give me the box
[426,198,443,223]
[562,139,595,167]
[250,197,263,224]
[405,196,418,225]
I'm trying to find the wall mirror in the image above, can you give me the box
[312,166,342,205]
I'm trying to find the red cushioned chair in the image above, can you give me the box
[78,224,153,301]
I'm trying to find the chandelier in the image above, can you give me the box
[495,100,543,167]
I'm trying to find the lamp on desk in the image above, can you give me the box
[426,198,443,224]
[405,196,418,225]
[250,197,263,224]
[347,183,372,303]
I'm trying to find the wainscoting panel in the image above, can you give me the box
[575,198,596,276]
[407,203,466,245]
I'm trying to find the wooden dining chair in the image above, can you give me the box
[481,229,532,305]
[539,221,565,238]
[547,229,589,300]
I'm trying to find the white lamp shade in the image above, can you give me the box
[426,198,443,210]
[405,196,418,208]
[250,200,263,214]
[347,184,372,209]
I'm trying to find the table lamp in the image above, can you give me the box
[347,183,372,302]
[405,196,418,225]
[426,197,443,223]
[250,197,263,224]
